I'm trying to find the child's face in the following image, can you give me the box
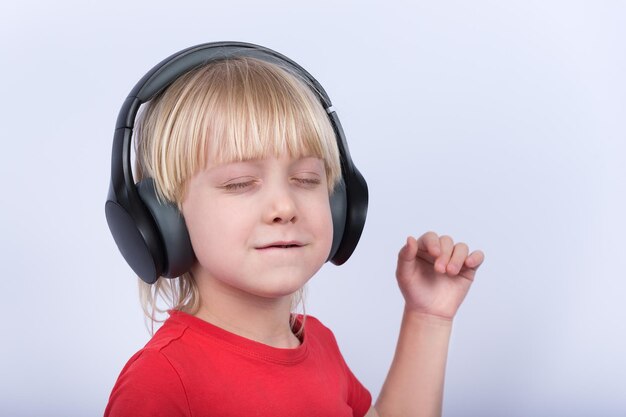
[181,154,334,300]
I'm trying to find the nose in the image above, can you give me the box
[263,184,297,225]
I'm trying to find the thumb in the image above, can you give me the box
[398,236,418,263]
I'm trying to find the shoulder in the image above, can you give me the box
[104,322,192,417]
[302,314,336,336]
[300,314,342,350]
[104,348,192,417]
[119,347,182,384]
[302,315,373,414]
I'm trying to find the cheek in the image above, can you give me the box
[183,201,238,265]
[183,214,213,265]
[315,197,335,249]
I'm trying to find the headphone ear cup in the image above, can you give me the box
[329,166,368,265]
[136,178,195,278]
[105,198,163,285]
[328,179,347,262]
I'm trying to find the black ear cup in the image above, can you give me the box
[136,179,195,279]
[328,180,347,262]
[105,197,164,284]
[326,110,368,265]
[107,41,368,284]
[329,166,368,265]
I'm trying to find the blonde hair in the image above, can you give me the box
[133,56,342,335]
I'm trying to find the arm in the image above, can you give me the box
[369,232,484,417]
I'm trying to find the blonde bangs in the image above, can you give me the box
[135,56,341,207]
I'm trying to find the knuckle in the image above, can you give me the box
[440,235,454,245]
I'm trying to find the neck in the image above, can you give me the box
[192,272,302,349]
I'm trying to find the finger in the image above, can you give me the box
[446,242,469,275]
[464,250,485,269]
[416,231,441,258]
[398,236,418,262]
[435,235,454,273]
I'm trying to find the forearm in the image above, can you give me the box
[374,308,453,417]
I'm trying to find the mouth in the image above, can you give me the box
[256,241,304,249]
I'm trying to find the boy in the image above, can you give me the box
[105,43,484,416]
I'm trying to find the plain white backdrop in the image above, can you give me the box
[1,1,624,416]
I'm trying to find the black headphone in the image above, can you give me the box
[105,41,368,284]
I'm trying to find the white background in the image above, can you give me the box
[1,1,624,416]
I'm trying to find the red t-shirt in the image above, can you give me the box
[104,310,371,416]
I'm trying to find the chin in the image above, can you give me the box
[249,269,315,299]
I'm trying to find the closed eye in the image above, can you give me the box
[296,178,321,185]
[222,181,255,191]
[294,177,322,186]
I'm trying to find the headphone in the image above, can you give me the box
[105,41,368,284]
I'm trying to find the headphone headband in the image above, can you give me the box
[116,42,332,130]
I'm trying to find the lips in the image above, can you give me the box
[256,241,304,249]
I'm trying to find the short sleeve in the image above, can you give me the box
[308,317,372,417]
[343,358,372,417]
[104,349,191,417]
